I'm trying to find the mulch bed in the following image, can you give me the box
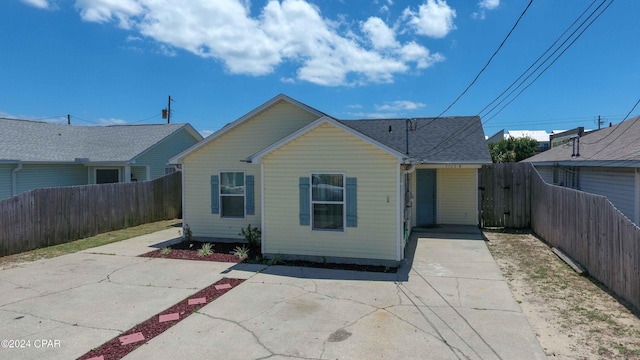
[141,240,249,263]
[78,277,244,360]
[140,240,397,273]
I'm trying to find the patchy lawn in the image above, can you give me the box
[0,219,181,270]
[484,230,640,359]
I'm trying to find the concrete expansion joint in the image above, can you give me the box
[0,308,123,333]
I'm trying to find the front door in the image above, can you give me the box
[416,169,436,227]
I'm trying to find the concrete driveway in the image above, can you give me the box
[0,226,545,360]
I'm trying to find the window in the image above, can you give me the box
[311,174,344,231]
[96,169,119,184]
[220,172,245,218]
[553,166,579,189]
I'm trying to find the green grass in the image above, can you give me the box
[0,219,181,267]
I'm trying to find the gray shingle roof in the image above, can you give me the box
[523,116,640,166]
[339,116,492,163]
[0,118,192,163]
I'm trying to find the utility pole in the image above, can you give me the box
[162,96,174,124]
[67,114,70,125]
[597,115,604,130]
[167,96,172,124]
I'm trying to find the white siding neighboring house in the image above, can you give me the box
[523,116,640,225]
[171,94,492,265]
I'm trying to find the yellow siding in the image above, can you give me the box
[182,101,319,239]
[262,123,399,261]
[437,168,478,225]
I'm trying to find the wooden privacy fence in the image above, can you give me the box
[480,162,640,310]
[479,162,532,228]
[530,169,640,311]
[0,172,181,257]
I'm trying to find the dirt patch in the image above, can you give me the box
[483,230,640,359]
[78,278,244,360]
[141,240,397,273]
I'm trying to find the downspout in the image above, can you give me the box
[12,162,23,196]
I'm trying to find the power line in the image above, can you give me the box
[413,0,535,134]
[481,0,615,123]
[425,0,615,159]
[436,0,534,119]
[477,0,602,119]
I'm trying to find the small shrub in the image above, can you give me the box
[197,243,213,257]
[267,255,283,266]
[239,224,261,248]
[184,224,193,241]
[160,247,172,256]
[233,245,250,260]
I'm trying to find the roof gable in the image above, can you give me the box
[169,94,326,164]
[247,116,406,163]
[0,119,199,163]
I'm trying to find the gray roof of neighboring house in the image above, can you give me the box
[338,116,492,163]
[523,116,640,166]
[0,118,200,163]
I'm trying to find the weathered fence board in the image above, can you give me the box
[479,163,532,228]
[0,172,181,257]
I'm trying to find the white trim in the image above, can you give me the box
[169,94,325,164]
[635,168,640,225]
[131,124,203,163]
[310,172,346,232]
[145,165,151,181]
[124,165,131,183]
[181,166,187,233]
[474,168,480,224]
[396,166,403,261]
[260,163,265,255]
[219,170,246,219]
[248,116,406,164]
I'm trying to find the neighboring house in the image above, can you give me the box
[0,118,202,200]
[486,129,551,152]
[507,130,551,152]
[486,129,504,144]
[523,117,640,225]
[169,94,491,266]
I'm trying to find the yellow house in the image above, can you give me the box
[170,94,491,266]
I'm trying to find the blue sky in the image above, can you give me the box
[2,0,638,138]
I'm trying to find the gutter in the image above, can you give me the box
[12,162,23,196]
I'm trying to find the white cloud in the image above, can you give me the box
[98,118,128,125]
[478,0,500,10]
[376,100,426,111]
[404,0,456,39]
[21,0,51,9]
[473,0,500,19]
[399,41,444,69]
[71,0,451,86]
[362,17,398,50]
[199,129,214,138]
